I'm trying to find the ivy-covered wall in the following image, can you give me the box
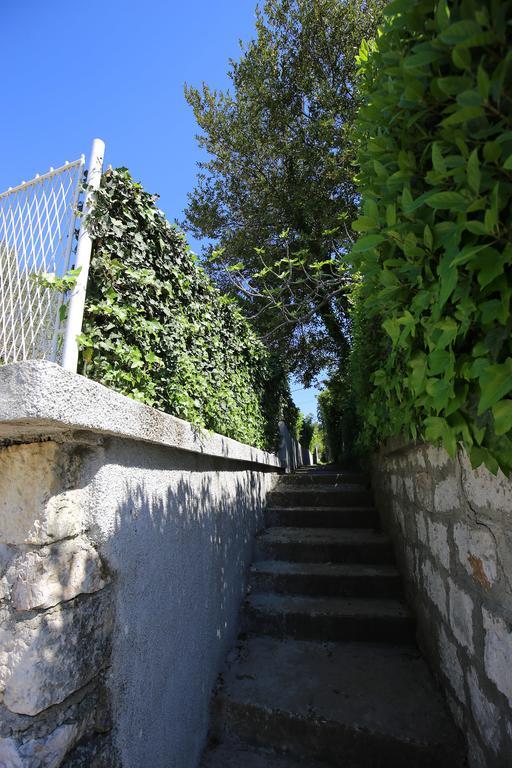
[79,169,294,451]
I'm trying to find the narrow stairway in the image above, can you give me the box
[200,468,466,768]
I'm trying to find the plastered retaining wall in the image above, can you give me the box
[371,440,512,768]
[0,362,281,768]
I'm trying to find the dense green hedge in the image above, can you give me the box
[317,363,358,463]
[350,0,512,473]
[79,168,292,450]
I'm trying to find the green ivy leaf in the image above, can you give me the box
[351,234,386,253]
[403,50,442,69]
[470,446,499,474]
[432,142,446,174]
[477,64,490,100]
[438,20,481,44]
[492,400,512,436]
[441,106,485,126]
[424,416,457,456]
[478,360,512,415]
[467,148,481,193]
[425,191,468,210]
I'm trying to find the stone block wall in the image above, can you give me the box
[0,361,282,768]
[371,442,512,767]
[0,439,116,767]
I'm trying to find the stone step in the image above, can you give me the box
[210,638,466,768]
[269,486,374,508]
[249,561,402,598]
[200,738,330,768]
[255,527,393,564]
[242,594,414,643]
[265,505,378,528]
[278,471,369,486]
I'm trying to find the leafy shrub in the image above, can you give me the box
[318,363,358,463]
[351,0,512,473]
[299,415,315,451]
[299,414,324,458]
[80,168,290,450]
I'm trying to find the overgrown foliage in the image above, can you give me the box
[317,364,357,462]
[185,0,385,383]
[299,413,324,457]
[350,0,512,473]
[79,168,292,450]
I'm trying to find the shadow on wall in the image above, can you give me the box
[0,436,276,768]
[87,438,275,768]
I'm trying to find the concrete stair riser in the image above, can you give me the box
[277,473,369,486]
[249,565,402,598]
[200,739,331,768]
[265,506,379,529]
[211,699,463,768]
[269,488,374,508]
[242,602,415,643]
[256,538,393,564]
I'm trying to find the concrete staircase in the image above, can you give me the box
[200,469,466,768]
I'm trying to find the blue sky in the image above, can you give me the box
[2,0,321,416]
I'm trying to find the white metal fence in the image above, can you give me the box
[0,139,104,370]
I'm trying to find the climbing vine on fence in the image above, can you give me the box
[79,168,286,449]
[351,0,512,473]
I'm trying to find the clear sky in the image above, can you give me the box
[2,0,321,416]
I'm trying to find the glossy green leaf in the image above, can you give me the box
[442,106,485,126]
[438,20,481,44]
[432,142,446,174]
[478,360,512,414]
[351,234,386,253]
[404,50,442,69]
[492,400,512,436]
[425,191,468,210]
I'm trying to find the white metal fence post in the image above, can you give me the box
[62,138,105,372]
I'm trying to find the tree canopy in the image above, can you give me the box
[185,0,385,383]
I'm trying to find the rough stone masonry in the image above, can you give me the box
[371,441,512,768]
[0,439,116,767]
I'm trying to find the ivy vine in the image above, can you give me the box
[79,168,290,450]
[351,0,512,474]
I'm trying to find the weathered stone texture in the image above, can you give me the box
[0,442,85,546]
[482,608,512,707]
[0,436,115,766]
[20,723,78,767]
[448,579,474,653]
[439,627,465,705]
[416,510,428,546]
[0,590,113,716]
[372,442,512,767]
[466,669,501,753]
[62,734,119,768]
[8,537,107,611]
[467,732,487,768]
[427,519,450,570]
[433,475,459,514]
[460,451,512,517]
[422,559,447,619]
[414,471,433,510]
[454,523,497,590]
[0,698,112,768]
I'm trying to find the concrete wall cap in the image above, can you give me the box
[0,361,281,469]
